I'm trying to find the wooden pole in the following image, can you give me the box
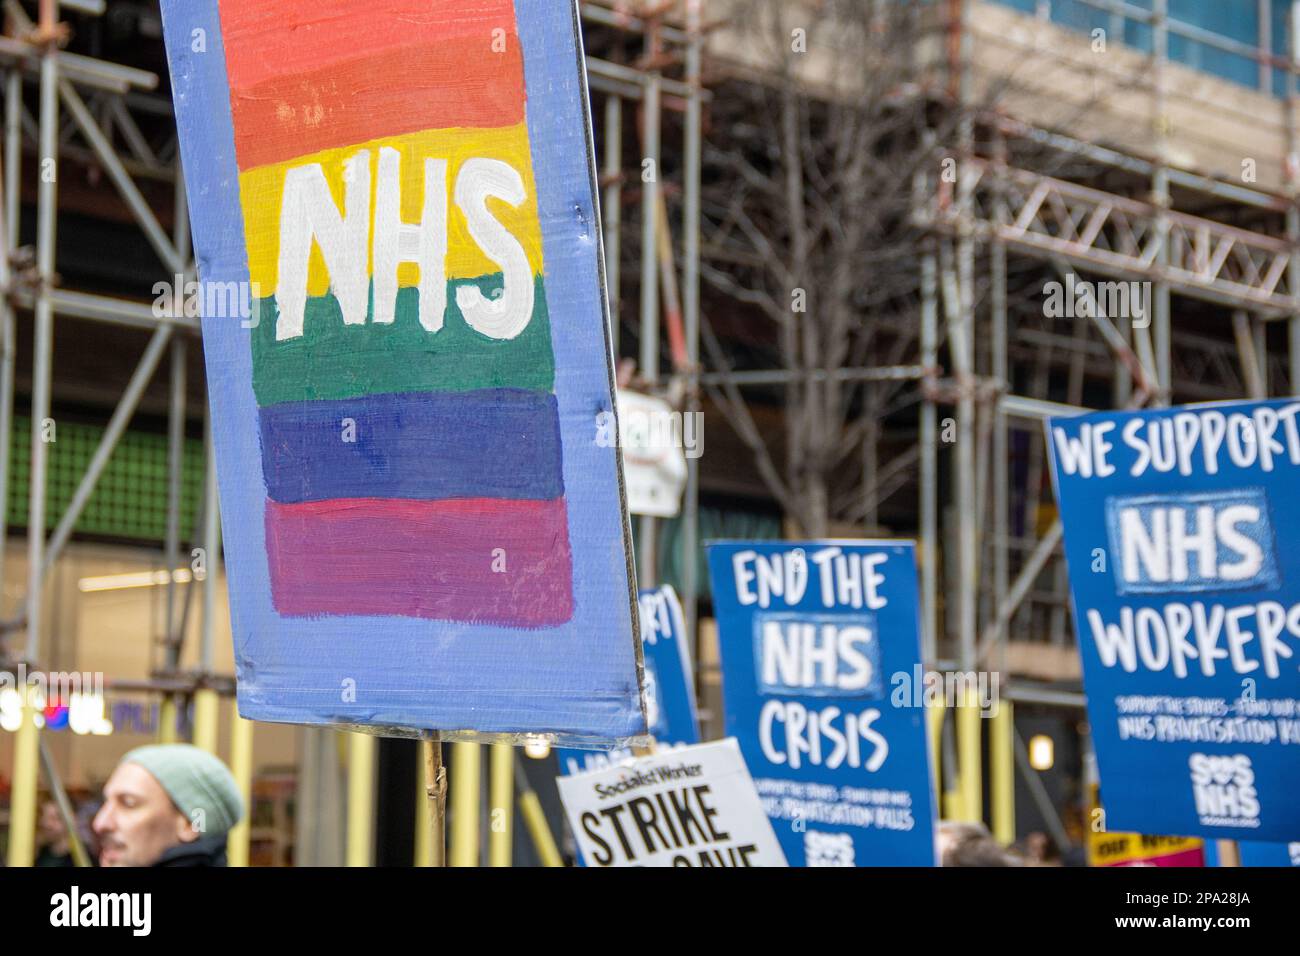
[423,739,447,868]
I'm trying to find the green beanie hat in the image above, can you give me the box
[122,744,244,837]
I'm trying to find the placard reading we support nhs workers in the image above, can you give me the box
[1048,400,1300,842]
[706,541,937,867]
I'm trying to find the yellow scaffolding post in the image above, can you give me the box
[192,688,220,754]
[227,709,254,867]
[990,700,1015,845]
[450,742,481,866]
[488,743,513,867]
[518,792,563,867]
[957,687,982,823]
[941,784,965,821]
[5,685,40,867]
[926,698,945,808]
[345,732,376,867]
[157,695,178,743]
[514,752,562,867]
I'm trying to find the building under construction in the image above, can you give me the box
[0,0,1295,864]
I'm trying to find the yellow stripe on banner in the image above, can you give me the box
[239,123,544,297]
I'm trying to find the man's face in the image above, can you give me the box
[92,763,196,867]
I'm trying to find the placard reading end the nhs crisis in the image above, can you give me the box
[1048,400,1300,842]
[707,541,937,866]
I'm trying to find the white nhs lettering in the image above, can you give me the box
[275,150,533,342]
[759,619,874,693]
[1119,502,1264,586]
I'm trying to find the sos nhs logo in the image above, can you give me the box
[1189,754,1261,829]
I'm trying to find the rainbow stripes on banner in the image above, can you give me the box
[162,0,645,743]
[220,0,570,626]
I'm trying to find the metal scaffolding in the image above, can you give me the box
[914,0,1300,675]
[912,0,1300,840]
[681,0,1300,843]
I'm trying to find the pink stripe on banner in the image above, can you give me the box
[265,497,574,626]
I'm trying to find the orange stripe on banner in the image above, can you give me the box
[218,0,519,90]
[228,42,525,171]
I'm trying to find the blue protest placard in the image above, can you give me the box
[558,586,699,775]
[706,541,937,867]
[161,0,645,745]
[1204,840,1300,867]
[1048,399,1300,841]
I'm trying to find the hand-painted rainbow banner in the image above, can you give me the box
[161,0,647,746]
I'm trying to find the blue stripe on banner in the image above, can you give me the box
[258,388,564,503]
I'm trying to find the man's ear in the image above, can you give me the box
[175,810,201,844]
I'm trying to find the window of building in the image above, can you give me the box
[990,0,1286,97]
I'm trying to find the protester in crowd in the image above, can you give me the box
[1014,830,1063,867]
[1062,842,1089,867]
[34,799,75,867]
[936,820,1021,867]
[92,744,243,867]
[76,797,103,865]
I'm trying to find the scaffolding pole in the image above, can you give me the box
[682,0,703,641]
[637,21,662,589]
[7,0,61,869]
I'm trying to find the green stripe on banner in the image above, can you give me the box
[251,274,555,406]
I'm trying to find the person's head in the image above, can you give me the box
[92,745,243,867]
[937,820,1020,867]
[936,821,988,865]
[947,834,1021,867]
[37,799,66,844]
[1023,830,1060,864]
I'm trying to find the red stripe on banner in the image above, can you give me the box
[265,496,574,627]
[218,0,519,90]
[227,41,525,170]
